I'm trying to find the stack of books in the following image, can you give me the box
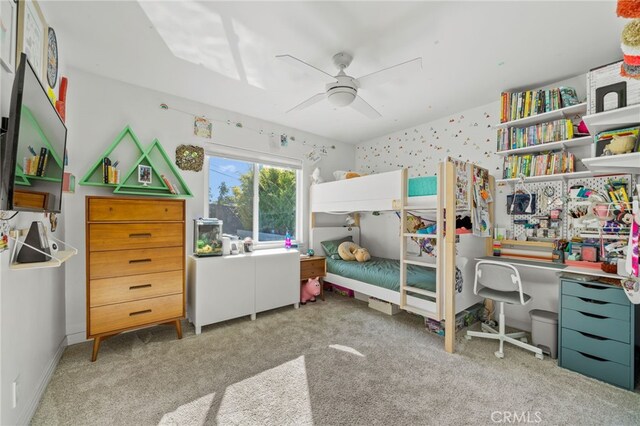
[23,147,50,176]
[496,119,574,151]
[102,157,120,184]
[500,87,580,123]
[161,174,180,195]
[502,151,575,179]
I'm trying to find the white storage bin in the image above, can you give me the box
[369,297,400,315]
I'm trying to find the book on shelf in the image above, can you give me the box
[22,149,50,177]
[161,174,177,194]
[500,87,580,123]
[502,151,575,179]
[496,119,574,151]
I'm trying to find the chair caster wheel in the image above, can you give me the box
[520,337,528,343]
[494,351,504,359]
[535,353,544,360]
[465,335,472,340]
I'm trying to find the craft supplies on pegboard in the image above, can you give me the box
[507,180,565,241]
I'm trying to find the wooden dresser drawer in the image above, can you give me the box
[90,293,183,335]
[90,246,183,279]
[300,258,326,280]
[561,328,631,366]
[562,281,629,305]
[90,270,183,307]
[88,198,184,222]
[561,308,629,343]
[89,223,183,252]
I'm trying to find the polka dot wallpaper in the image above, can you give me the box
[355,101,503,178]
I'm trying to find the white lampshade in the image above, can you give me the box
[328,90,356,107]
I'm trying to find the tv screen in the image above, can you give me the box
[1,54,67,213]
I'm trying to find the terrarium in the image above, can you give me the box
[194,218,223,256]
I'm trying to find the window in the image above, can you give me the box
[208,154,300,245]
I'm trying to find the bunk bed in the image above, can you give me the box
[310,159,494,353]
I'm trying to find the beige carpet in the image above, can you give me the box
[32,293,640,425]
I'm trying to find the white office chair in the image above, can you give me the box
[466,260,544,360]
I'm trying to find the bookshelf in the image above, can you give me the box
[79,125,192,197]
[496,135,592,156]
[581,104,640,136]
[496,170,594,185]
[495,103,587,129]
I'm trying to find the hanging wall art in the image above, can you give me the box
[175,144,204,172]
[194,116,212,138]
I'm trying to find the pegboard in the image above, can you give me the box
[508,180,564,241]
[505,174,637,241]
[566,174,635,241]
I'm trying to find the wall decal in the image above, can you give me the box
[194,116,212,139]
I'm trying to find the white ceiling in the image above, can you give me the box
[43,1,625,144]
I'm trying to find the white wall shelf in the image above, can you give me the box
[496,171,594,184]
[495,103,587,129]
[9,249,76,270]
[496,136,592,156]
[582,104,640,136]
[8,229,78,270]
[582,152,640,174]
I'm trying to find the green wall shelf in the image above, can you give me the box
[79,125,193,198]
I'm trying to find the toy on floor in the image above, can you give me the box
[301,277,321,304]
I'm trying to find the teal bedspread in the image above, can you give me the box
[408,176,438,197]
[326,256,436,293]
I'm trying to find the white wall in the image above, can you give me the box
[0,53,67,426]
[62,67,355,344]
[354,75,587,331]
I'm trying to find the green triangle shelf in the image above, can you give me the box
[17,106,64,185]
[114,138,193,198]
[14,165,31,186]
[79,125,145,187]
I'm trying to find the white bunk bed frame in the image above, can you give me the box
[310,159,495,353]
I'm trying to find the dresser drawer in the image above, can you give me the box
[561,347,631,389]
[90,270,183,307]
[300,259,326,280]
[562,281,629,305]
[90,293,183,335]
[89,246,183,279]
[561,308,629,343]
[89,223,183,252]
[561,328,631,366]
[88,198,184,222]
[561,295,630,321]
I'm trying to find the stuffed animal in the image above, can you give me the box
[310,168,324,185]
[338,241,359,261]
[301,277,321,304]
[603,134,637,155]
[354,248,371,262]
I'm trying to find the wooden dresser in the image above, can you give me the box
[86,196,186,361]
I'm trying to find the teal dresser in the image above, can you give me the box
[559,279,639,390]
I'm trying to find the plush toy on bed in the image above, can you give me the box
[300,277,321,304]
[338,241,371,262]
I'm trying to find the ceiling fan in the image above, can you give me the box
[277,52,422,119]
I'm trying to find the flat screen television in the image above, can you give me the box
[1,53,67,213]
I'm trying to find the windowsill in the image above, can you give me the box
[253,241,303,251]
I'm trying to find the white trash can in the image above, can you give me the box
[529,309,558,359]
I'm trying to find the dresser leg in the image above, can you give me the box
[195,325,201,335]
[174,319,183,339]
[91,336,102,362]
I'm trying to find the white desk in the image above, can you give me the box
[475,256,624,280]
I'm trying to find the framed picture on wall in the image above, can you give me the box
[16,0,47,82]
[0,0,17,72]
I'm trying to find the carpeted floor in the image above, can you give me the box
[32,293,640,425]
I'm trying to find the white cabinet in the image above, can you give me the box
[187,248,299,334]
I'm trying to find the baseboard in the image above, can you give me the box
[65,331,89,346]
[17,337,66,425]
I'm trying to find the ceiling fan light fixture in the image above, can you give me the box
[327,87,356,107]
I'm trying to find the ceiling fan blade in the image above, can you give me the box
[356,57,422,89]
[350,95,382,119]
[286,93,326,113]
[276,54,336,82]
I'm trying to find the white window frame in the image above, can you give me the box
[205,145,303,249]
